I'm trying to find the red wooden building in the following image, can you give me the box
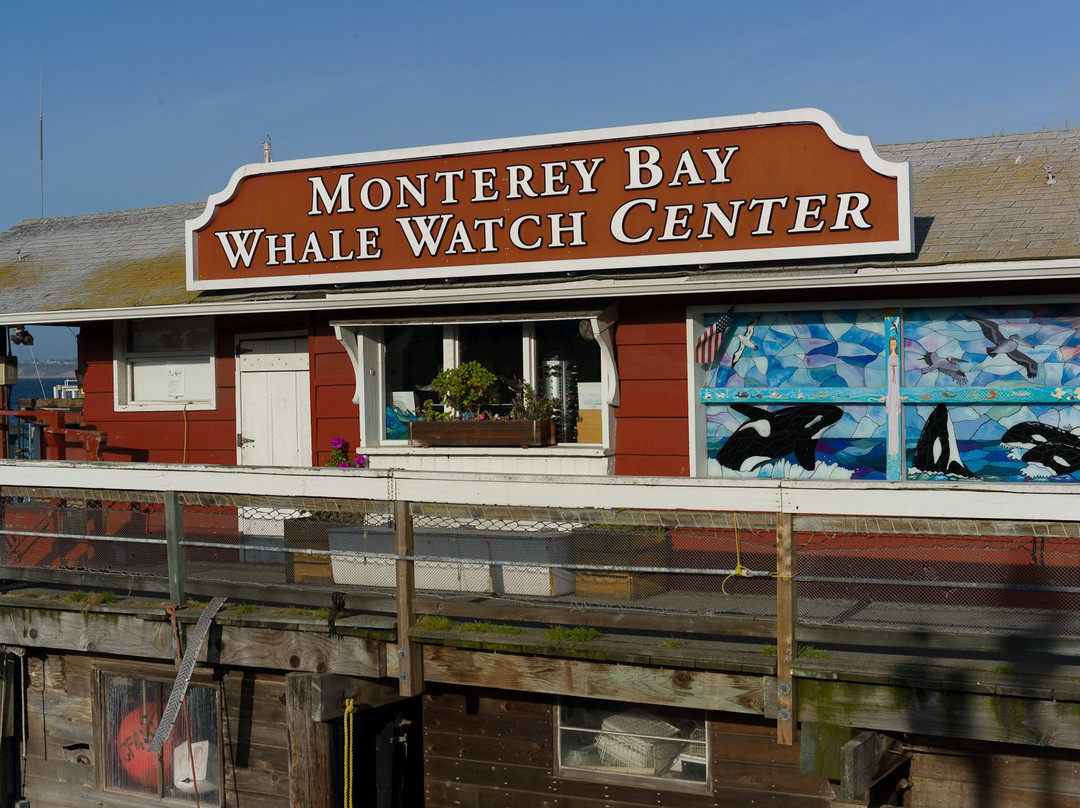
[2,110,1080,807]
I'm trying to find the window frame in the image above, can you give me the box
[333,307,619,453]
[93,660,222,806]
[554,696,711,792]
[113,316,217,412]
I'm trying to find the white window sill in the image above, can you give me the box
[361,444,610,457]
[114,401,216,412]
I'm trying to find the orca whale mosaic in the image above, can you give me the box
[701,304,1080,481]
[715,403,843,472]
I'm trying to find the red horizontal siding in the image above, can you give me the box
[618,379,691,418]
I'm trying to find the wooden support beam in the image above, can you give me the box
[798,678,1080,750]
[285,673,334,808]
[422,644,766,714]
[841,730,907,801]
[775,510,797,745]
[309,673,406,722]
[395,500,423,697]
[164,491,185,605]
[0,606,384,676]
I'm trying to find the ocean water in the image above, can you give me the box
[10,376,70,404]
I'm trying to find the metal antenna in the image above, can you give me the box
[39,45,44,218]
[261,135,272,163]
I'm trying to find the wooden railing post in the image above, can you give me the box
[164,491,185,605]
[776,511,797,745]
[395,499,423,697]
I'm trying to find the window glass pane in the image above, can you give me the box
[384,325,442,439]
[559,698,706,783]
[706,403,887,480]
[535,320,602,443]
[459,323,523,415]
[906,403,1080,482]
[130,357,214,403]
[129,318,212,354]
[709,309,886,389]
[104,673,219,803]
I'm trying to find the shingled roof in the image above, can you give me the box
[1,128,1078,322]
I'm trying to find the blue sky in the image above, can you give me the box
[2,1,1080,357]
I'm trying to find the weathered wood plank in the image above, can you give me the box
[422,645,765,713]
[799,679,1080,749]
[425,733,552,767]
[214,624,384,677]
[285,673,333,808]
[910,746,1080,795]
[0,608,177,661]
[423,686,553,716]
[224,755,292,802]
[418,599,776,639]
[907,775,1080,808]
[709,758,834,799]
[840,731,906,800]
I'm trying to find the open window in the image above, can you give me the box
[96,666,221,804]
[334,307,618,451]
[558,697,708,787]
[114,316,216,411]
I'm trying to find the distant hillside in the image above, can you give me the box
[15,358,77,378]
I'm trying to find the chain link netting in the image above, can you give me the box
[3,486,1080,638]
[794,515,1080,637]
[0,494,168,576]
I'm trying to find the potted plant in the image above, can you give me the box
[408,363,557,447]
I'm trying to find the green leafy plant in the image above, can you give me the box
[509,383,556,421]
[428,361,498,419]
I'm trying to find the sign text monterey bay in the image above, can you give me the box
[187,110,912,290]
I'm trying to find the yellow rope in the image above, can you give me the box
[721,512,755,595]
[344,697,355,808]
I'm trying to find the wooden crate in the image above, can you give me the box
[574,571,666,600]
[283,519,334,584]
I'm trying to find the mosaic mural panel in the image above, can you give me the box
[705,403,888,480]
[706,309,887,390]
[701,303,1080,482]
[903,304,1080,388]
[906,403,1080,482]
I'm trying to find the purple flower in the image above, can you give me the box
[338,460,351,468]
[355,455,368,468]
[330,437,346,450]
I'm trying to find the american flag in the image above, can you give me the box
[695,305,734,366]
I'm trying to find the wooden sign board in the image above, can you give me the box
[187,109,912,291]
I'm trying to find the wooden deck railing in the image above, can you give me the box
[2,460,1080,745]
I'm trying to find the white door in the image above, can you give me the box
[236,336,311,560]
[237,336,312,467]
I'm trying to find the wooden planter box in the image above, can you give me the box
[408,419,556,448]
[283,518,334,584]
